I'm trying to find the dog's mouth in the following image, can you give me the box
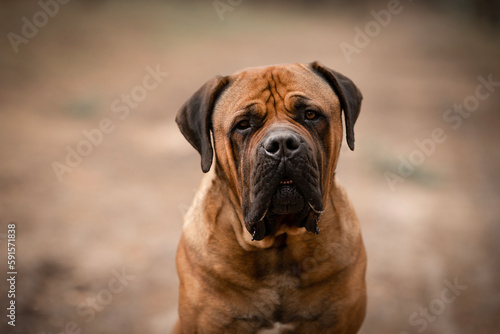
[247,175,323,241]
[271,179,304,215]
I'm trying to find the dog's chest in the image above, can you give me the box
[229,240,336,330]
[243,271,313,329]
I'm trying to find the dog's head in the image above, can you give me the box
[176,62,362,242]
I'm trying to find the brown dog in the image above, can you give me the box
[174,62,366,334]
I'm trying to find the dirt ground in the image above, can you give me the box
[0,1,499,333]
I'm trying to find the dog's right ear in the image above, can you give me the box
[176,76,229,173]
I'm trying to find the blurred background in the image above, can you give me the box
[1,0,499,333]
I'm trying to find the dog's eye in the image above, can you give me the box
[235,120,251,131]
[305,110,318,121]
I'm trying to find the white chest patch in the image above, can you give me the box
[257,322,296,334]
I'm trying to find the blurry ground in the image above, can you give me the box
[0,1,499,333]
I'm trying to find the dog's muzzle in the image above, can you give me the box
[243,129,324,241]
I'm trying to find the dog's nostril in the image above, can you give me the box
[265,140,280,154]
[286,137,299,151]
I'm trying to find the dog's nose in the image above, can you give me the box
[263,131,301,158]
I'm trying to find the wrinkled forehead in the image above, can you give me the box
[214,63,340,118]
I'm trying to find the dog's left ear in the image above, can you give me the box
[310,61,363,151]
[176,76,229,173]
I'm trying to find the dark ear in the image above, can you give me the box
[176,76,229,173]
[310,61,363,151]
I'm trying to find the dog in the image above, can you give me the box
[174,61,366,334]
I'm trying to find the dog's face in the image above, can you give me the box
[176,62,362,242]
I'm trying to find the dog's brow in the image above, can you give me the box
[233,102,264,117]
[289,94,311,102]
[287,95,314,111]
[242,102,259,111]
